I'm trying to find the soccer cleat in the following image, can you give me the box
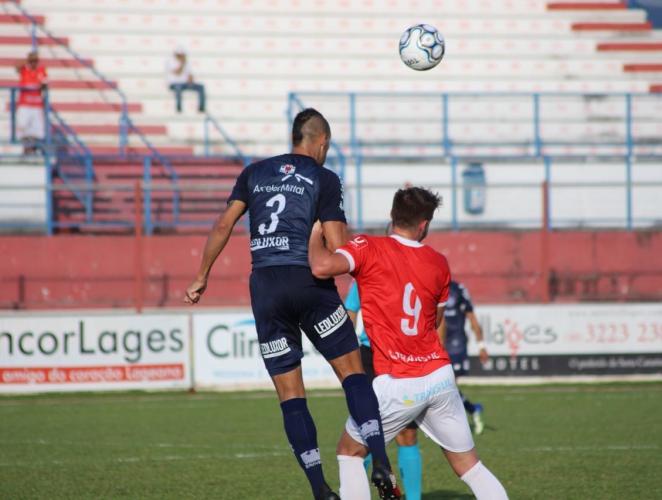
[371,465,402,500]
[472,403,485,435]
[315,483,340,500]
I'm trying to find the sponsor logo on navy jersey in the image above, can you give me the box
[279,163,296,175]
[253,183,305,196]
[250,235,290,252]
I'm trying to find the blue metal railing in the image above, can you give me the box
[2,85,95,232]
[123,119,180,226]
[289,91,662,231]
[203,113,250,166]
[290,91,662,158]
[7,1,181,227]
[47,104,94,222]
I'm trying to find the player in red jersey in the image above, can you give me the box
[309,187,508,500]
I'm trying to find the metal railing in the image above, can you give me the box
[1,85,95,234]
[289,91,662,158]
[1,179,659,234]
[6,1,181,224]
[203,113,251,166]
[289,91,662,230]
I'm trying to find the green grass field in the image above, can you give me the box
[1,383,661,499]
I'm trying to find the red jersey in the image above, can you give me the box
[337,234,451,378]
[18,66,48,107]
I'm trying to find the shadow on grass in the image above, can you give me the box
[422,490,473,499]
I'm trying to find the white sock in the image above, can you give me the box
[338,455,371,500]
[460,461,508,500]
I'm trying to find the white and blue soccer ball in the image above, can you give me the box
[399,24,445,71]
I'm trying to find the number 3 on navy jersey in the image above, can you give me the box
[401,282,422,336]
[258,194,286,235]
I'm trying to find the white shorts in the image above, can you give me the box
[345,364,475,453]
[16,106,45,140]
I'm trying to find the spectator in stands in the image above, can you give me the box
[15,51,48,155]
[166,46,206,113]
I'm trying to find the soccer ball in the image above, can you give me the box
[399,24,445,71]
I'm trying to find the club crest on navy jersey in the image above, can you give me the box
[279,163,296,175]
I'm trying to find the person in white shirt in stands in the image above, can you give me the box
[166,46,206,113]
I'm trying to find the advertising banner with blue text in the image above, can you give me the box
[192,312,340,390]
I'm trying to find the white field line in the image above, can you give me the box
[0,450,290,468]
[0,439,283,451]
[519,444,660,453]
[1,443,657,469]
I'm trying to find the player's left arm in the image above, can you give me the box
[185,200,247,304]
[309,222,350,279]
[467,310,489,364]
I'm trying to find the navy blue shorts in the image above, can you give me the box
[450,352,470,377]
[249,265,359,376]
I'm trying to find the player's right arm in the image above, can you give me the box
[185,166,251,304]
[185,200,247,304]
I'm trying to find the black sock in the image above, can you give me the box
[342,373,391,471]
[460,390,476,413]
[280,398,326,497]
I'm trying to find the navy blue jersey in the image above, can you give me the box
[228,153,346,269]
[443,281,474,357]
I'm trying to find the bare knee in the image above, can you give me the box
[336,430,369,458]
[271,366,306,402]
[395,427,418,447]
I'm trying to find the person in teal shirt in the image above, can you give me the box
[345,280,423,500]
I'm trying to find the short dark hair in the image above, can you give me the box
[292,108,330,146]
[390,187,442,229]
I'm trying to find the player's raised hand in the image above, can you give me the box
[184,278,207,304]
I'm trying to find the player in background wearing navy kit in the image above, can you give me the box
[345,282,423,500]
[185,109,398,500]
[439,281,489,434]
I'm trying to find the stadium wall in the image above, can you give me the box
[1,230,662,309]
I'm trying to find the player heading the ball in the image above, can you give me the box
[185,109,398,500]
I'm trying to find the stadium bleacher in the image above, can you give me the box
[0,0,661,231]
[2,0,661,156]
